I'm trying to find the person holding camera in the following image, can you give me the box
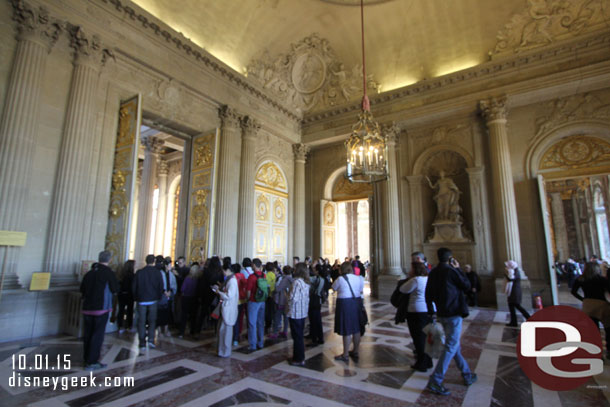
[212,264,238,357]
[424,247,476,396]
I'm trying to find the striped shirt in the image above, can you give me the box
[287,278,310,319]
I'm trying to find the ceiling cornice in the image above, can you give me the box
[98,0,302,124]
[302,28,610,126]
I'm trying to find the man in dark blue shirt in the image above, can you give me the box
[425,247,477,396]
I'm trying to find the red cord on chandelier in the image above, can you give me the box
[360,0,370,112]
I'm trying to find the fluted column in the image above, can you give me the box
[45,26,112,274]
[381,124,402,275]
[0,2,60,281]
[467,167,494,272]
[550,192,569,261]
[236,116,260,262]
[405,175,425,252]
[214,106,242,259]
[293,143,310,260]
[134,137,164,264]
[480,96,523,272]
[154,160,169,256]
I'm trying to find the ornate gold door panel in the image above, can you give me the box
[254,162,288,264]
[320,199,337,260]
[185,132,218,263]
[537,175,559,305]
[104,95,142,269]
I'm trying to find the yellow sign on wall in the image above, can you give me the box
[0,231,27,247]
[29,272,51,291]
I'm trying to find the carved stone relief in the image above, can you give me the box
[534,92,610,137]
[410,123,473,163]
[491,0,610,55]
[540,135,610,170]
[245,34,379,113]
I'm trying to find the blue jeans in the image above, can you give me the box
[247,301,265,349]
[273,304,288,334]
[429,316,472,386]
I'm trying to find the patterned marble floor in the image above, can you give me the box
[1,296,609,407]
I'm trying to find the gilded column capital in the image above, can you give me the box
[12,0,62,49]
[218,105,242,129]
[68,25,114,69]
[383,122,401,146]
[479,96,508,123]
[158,159,169,176]
[293,143,310,163]
[240,116,261,140]
[142,136,164,154]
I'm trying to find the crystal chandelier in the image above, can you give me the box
[345,0,388,183]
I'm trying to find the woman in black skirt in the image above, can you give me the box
[332,261,364,362]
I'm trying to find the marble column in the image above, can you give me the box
[467,167,494,272]
[479,96,523,271]
[45,26,111,274]
[293,143,310,260]
[381,124,402,275]
[0,2,60,282]
[214,106,242,260]
[154,160,169,256]
[405,175,425,253]
[134,136,164,264]
[236,116,260,262]
[550,192,569,261]
[571,194,585,259]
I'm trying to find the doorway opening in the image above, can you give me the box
[336,199,370,263]
[542,174,610,305]
[128,124,187,261]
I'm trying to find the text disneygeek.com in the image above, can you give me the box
[9,371,135,391]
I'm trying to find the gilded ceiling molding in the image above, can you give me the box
[11,0,62,48]
[97,0,300,124]
[534,92,610,137]
[491,0,610,56]
[302,29,610,124]
[245,34,379,114]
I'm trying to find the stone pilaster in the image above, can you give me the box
[293,143,310,260]
[467,167,494,272]
[381,123,402,275]
[154,160,169,256]
[236,116,260,262]
[480,96,523,272]
[214,106,242,260]
[0,1,60,284]
[45,26,112,274]
[405,175,425,253]
[134,136,163,264]
[550,192,569,261]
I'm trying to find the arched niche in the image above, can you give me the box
[412,148,473,242]
[254,160,289,264]
[526,121,610,179]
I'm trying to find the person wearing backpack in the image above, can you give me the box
[245,258,268,351]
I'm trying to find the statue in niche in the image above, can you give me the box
[426,171,462,222]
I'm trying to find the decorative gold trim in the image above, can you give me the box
[541,135,610,171]
[254,185,289,198]
[540,164,610,180]
[255,162,288,192]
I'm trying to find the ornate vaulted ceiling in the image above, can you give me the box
[131,0,610,113]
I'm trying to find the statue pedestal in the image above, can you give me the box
[428,221,470,243]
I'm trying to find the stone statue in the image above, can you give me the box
[426,171,462,222]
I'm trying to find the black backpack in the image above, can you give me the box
[390,278,408,308]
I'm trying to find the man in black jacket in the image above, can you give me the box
[425,247,477,396]
[133,254,164,350]
[80,250,119,370]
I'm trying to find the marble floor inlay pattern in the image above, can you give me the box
[0,297,608,407]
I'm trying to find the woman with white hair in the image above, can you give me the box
[505,260,531,327]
